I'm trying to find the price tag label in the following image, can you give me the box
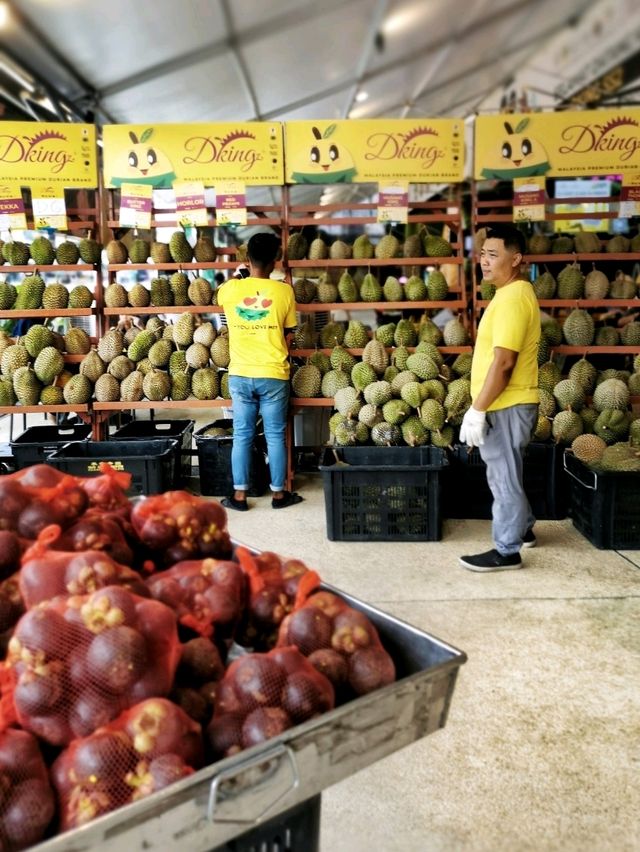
[513,177,546,222]
[119,182,153,228]
[31,183,67,230]
[619,173,640,218]
[173,180,208,226]
[216,181,247,226]
[377,181,408,223]
[0,182,27,231]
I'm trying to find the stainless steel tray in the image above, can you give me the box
[33,582,466,851]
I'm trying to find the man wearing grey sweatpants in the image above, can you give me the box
[459,224,540,572]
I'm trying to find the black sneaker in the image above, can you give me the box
[522,528,537,548]
[459,548,522,572]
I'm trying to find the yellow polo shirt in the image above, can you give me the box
[471,278,540,411]
[217,277,297,380]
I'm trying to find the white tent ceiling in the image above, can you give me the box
[1,0,638,206]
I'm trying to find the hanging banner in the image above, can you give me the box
[173,180,208,227]
[475,110,640,179]
[0,183,27,231]
[513,176,546,222]
[285,119,464,184]
[31,183,67,230]
[377,181,409,223]
[215,181,247,225]
[0,123,97,187]
[618,172,640,217]
[103,123,283,188]
[119,183,153,229]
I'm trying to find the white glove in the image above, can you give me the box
[459,406,487,447]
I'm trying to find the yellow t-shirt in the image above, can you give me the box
[471,278,540,411]
[217,277,297,380]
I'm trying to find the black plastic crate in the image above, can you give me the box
[319,446,448,542]
[10,424,91,469]
[442,441,568,521]
[213,795,320,852]
[47,439,178,496]
[564,451,640,549]
[111,419,195,486]
[195,420,269,497]
[0,443,15,475]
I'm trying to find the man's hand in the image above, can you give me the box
[459,406,487,447]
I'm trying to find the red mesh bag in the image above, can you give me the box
[19,526,148,609]
[131,492,231,567]
[76,463,132,515]
[51,513,134,566]
[52,697,203,831]
[276,591,396,701]
[146,558,245,642]
[2,586,180,745]
[206,646,334,760]
[0,531,23,583]
[0,465,89,539]
[0,727,56,850]
[234,547,321,650]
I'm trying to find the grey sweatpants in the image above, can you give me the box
[479,404,538,556]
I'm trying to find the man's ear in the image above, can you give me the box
[512,252,522,267]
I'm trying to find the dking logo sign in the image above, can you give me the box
[0,123,97,186]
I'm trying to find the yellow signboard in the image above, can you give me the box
[103,124,283,188]
[475,110,640,179]
[0,123,97,187]
[0,182,27,230]
[285,120,464,184]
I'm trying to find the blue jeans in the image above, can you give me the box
[228,376,289,492]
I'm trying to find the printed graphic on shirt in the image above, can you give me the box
[234,291,273,321]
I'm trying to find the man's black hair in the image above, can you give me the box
[247,232,280,266]
[485,224,526,256]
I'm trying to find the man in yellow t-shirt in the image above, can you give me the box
[459,224,540,572]
[217,232,301,511]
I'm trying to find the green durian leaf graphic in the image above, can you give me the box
[514,118,530,134]
[140,128,154,143]
[323,124,337,139]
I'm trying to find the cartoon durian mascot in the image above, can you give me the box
[290,125,357,184]
[481,118,550,180]
[109,128,177,188]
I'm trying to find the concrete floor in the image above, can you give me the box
[2,410,639,851]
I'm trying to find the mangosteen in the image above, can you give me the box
[281,671,334,723]
[307,591,343,618]
[206,713,244,759]
[2,777,55,848]
[285,606,333,656]
[87,626,147,694]
[16,464,63,488]
[148,753,190,791]
[138,515,178,550]
[251,587,288,627]
[203,586,237,628]
[85,586,138,629]
[241,706,291,749]
[69,690,121,739]
[73,730,135,782]
[0,480,30,530]
[270,646,307,675]
[0,577,24,634]
[171,687,209,725]
[17,500,65,540]
[331,610,374,655]
[0,728,45,778]
[198,680,219,709]
[178,637,224,685]
[348,647,396,696]
[15,607,71,657]
[232,655,287,712]
[28,713,72,747]
[307,649,349,691]
[14,668,65,715]
[0,531,21,581]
